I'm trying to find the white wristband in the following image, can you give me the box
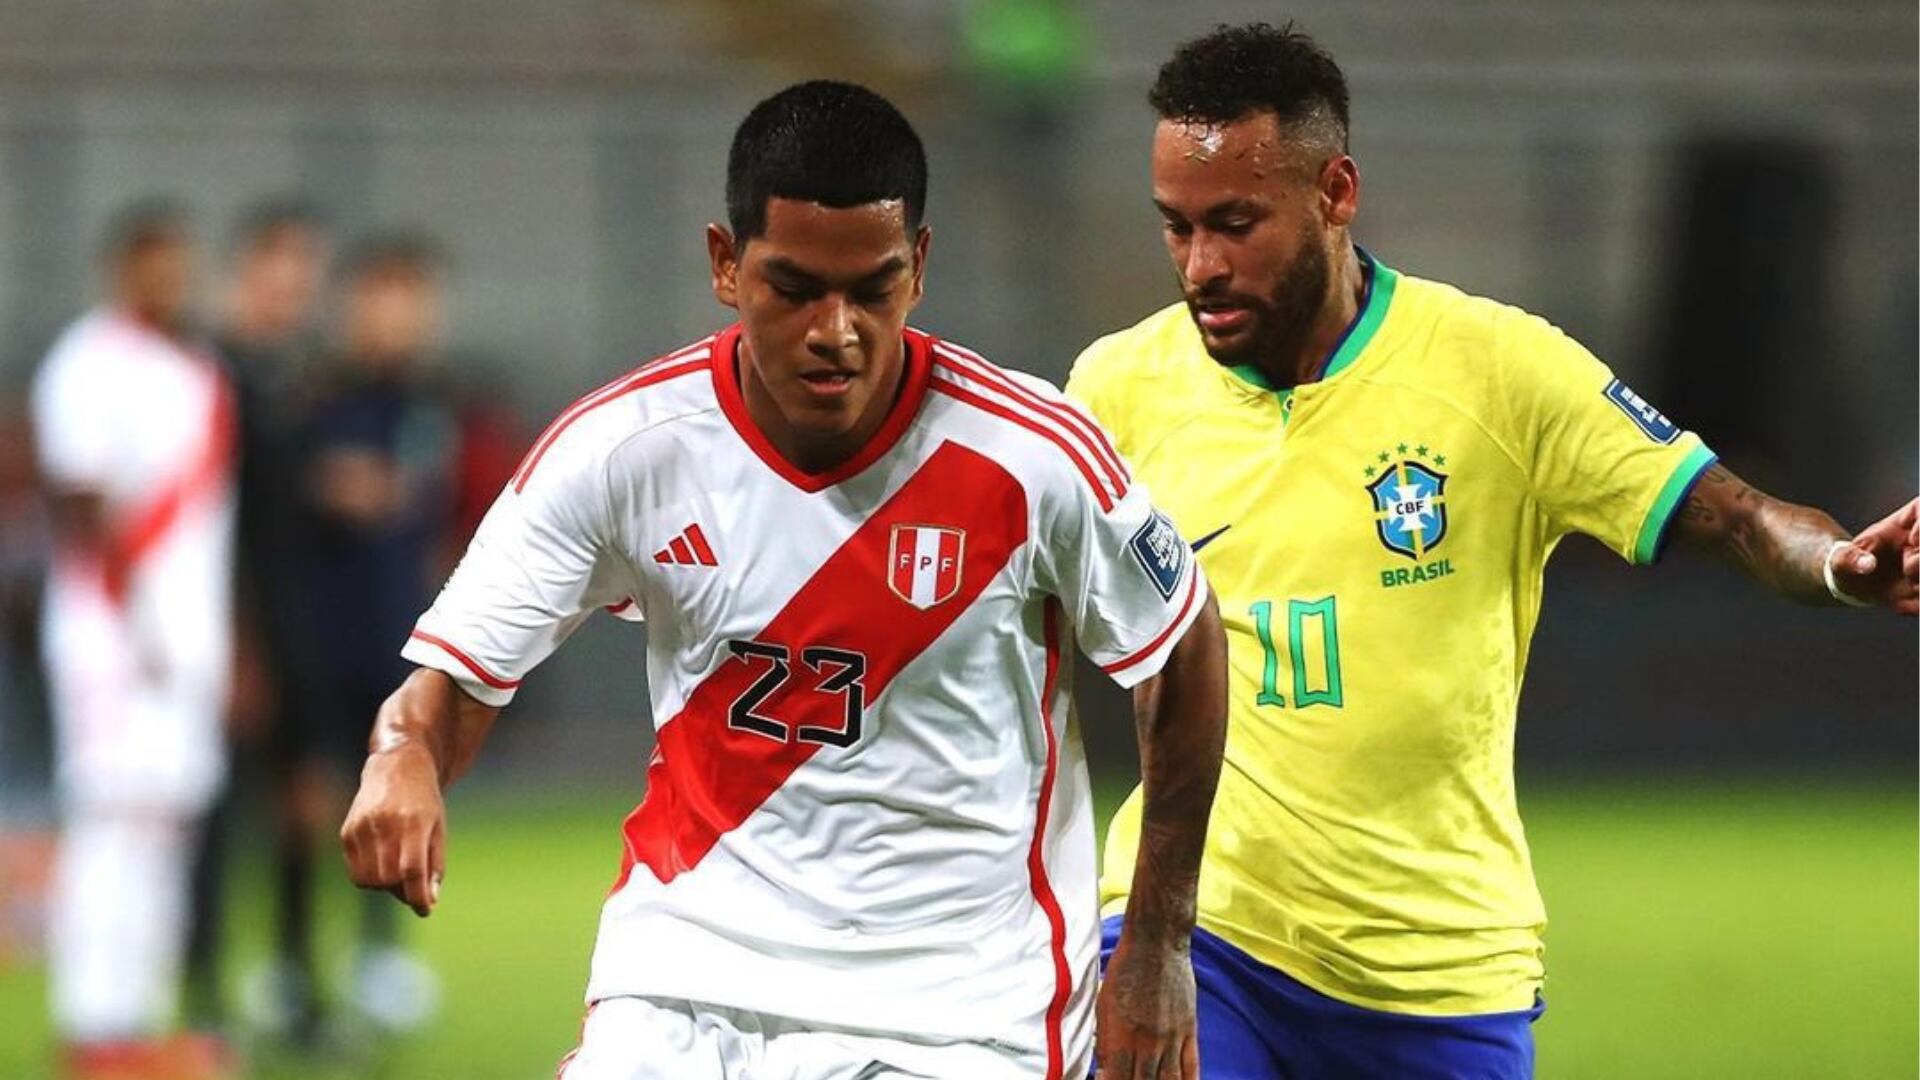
[1822,539,1872,608]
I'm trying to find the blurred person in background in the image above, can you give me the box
[0,406,53,970]
[1069,23,1919,1079]
[182,199,331,1040]
[30,200,238,1080]
[275,234,457,1042]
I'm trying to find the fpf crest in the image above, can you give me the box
[887,524,965,609]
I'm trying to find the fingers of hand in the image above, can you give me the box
[398,821,439,916]
[341,803,439,915]
[1097,1032,1194,1079]
[1849,545,1878,574]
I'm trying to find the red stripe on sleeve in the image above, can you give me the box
[932,344,1130,496]
[409,629,523,690]
[512,354,708,493]
[1098,567,1202,678]
[612,440,1030,890]
[928,378,1114,512]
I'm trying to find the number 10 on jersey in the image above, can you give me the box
[1249,597,1344,709]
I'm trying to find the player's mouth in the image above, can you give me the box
[798,369,858,399]
[1191,301,1253,337]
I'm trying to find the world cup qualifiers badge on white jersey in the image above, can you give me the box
[1364,443,1458,588]
[1128,511,1187,602]
[889,524,965,609]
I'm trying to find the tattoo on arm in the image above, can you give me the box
[1673,464,1847,604]
[1121,595,1227,952]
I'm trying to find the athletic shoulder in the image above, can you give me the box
[1067,302,1195,400]
[509,334,718,495]
[923,330,1132,513]
[1386,272,1584,376]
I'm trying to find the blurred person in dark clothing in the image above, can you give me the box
[183,199,330,1037]
[0,406,53,971]
[277,235,458,1038]
[32,200,238,1080]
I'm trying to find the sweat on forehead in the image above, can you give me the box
[1163,111,1338,176]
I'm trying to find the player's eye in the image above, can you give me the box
[771,282,815,304]
[1161,219,1192,238]
[1215,217,1255,237]
[851,287,894,307]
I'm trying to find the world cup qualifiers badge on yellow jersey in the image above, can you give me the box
[1364,443,1457,589]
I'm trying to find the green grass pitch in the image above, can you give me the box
[0,775,1911,1079]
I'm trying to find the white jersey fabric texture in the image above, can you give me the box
[404,325,1206,1078]
[556,995,1015,1080]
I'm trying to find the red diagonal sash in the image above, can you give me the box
[616,440,1029,889]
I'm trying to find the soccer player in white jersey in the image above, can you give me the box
[33,201,238,1080]
[341,81,1229,1080]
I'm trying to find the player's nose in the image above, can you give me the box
[805,295,857,358]
[1182,232,1231,290]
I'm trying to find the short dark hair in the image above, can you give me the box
[1150,23,1349,152]
[725,80,928,242]
[340,232,442,283]
[101,197,190,262]
[229,197,325,254]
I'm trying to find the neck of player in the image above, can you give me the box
[739,344,906,475]
[1269,243,1368,389]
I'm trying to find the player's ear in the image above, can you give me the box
[707,223,741,309]
[1319,155,1360,229]
[907,224,931,306]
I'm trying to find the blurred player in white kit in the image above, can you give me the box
[32,201,238,1080]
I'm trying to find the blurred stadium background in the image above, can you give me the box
[0,1,1913,1077]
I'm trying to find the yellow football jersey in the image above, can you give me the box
[1069,251,1715,1016]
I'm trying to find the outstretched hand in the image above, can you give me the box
[1829,497,1919,616]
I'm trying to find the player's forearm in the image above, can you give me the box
[369,667,500,787]
[1120,594,1227,950]
[1674,464,1847,605]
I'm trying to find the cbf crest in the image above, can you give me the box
[888,524,965,609]
[1364,445,1449,560]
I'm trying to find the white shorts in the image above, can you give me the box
[556,996,1041,1080]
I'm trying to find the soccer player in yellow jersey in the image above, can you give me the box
[1069,23,1919,1079]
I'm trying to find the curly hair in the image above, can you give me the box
[1149,22,1349,153]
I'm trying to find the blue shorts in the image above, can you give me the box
[1099,916,1544,1079]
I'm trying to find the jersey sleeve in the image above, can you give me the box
[31,336,120,491]
[400,426,634,707]
[1034,438,1209,689]
[1496,307,1717,564]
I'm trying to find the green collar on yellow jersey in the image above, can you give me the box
[1225,247,1400,399]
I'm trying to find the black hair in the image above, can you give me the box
[1150,23,1350,151]
[340,232,443,282]
[725,80,928,242]
[229,197,326,254]
[101,197,190,262]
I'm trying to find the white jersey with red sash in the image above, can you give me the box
[405,325,1207,1078]
[32,309,237,810]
